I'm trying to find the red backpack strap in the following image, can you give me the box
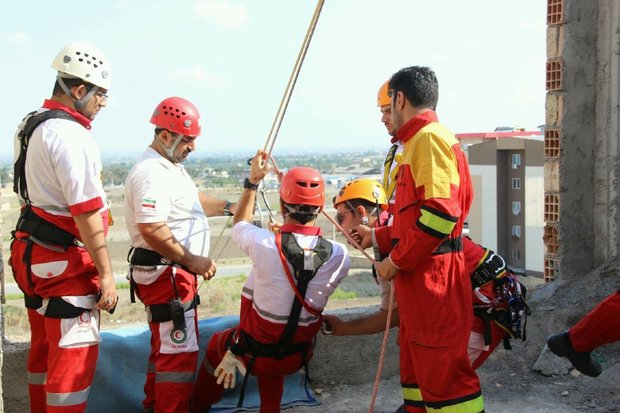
[275,232,321,316]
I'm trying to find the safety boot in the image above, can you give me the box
[547,330,602,377]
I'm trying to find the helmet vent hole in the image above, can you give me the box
[78,58,84,62]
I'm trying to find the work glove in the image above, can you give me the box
[215,349,247,389]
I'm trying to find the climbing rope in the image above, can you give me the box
[263,0,325,160]
[368,285,394,413]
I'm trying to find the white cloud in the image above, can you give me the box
[194,0,248,28]
[169,64,225,88]
[0,32,30,48]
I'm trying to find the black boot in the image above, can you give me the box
[547,330,602,377]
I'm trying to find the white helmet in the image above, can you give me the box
[51,42,111,89]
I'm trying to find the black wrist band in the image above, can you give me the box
[224,201,234,216]
[244,177,259,190]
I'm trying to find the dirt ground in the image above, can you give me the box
[2,186,620,412]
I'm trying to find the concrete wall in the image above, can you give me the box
[558,1,620,276]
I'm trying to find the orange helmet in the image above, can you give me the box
[377,80,391,107]
[280,167,325,207]
[333,178,387,210]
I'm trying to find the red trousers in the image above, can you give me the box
[393,253,483,413]
[26,309,99,413]
[141,310,199,413]
[569,291,620,352]
[192,328,307,413]
[135,266,199,413]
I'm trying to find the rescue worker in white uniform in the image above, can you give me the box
[191,152,350,413]
[10,42,117,413]
[124,96,234,413]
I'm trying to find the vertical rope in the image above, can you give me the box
[263,0,325,159]
[368,283,394,413]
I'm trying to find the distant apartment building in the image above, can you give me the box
[466,137,544,277]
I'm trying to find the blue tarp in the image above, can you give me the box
[87,316,319,412]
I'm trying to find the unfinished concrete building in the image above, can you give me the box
[544,0,620,281]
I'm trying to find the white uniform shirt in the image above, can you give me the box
[124,147,210,257]
[21,109,107,217]
[232,221,350,330]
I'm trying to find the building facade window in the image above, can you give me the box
[511,153,521,169]
[512,201,521,215]
[512,225,521,238]
[512,249,521,261]
[512,178,521,189]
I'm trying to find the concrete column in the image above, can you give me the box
[593,0,620,264]
[558,1,594,276]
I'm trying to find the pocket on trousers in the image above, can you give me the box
[58,310,101,348]
[31,260,69,279]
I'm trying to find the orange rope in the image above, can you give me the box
[368,281,395,412]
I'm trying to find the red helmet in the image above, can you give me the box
[150,97,201,136]
[280,167,325,207]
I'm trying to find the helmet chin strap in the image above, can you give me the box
[156,132,184,163]
[57,75,99,113]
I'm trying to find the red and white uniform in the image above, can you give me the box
[10,100,108,413]
[192,222,350,413]
[124,147,209,413]
[462,238,509,370]
[374,111,484,413]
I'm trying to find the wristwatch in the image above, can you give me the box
[243,177,259,190]
[224,201,234,216]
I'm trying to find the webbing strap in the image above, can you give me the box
[13,110,77,201]
[383,144,399,201]
[275,233,322,317]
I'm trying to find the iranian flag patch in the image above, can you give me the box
[142,198,156,208]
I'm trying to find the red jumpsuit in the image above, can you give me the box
[374,111,484,413]
[569,291,620,352]
[133,267,199,413]
[10,101,108,413]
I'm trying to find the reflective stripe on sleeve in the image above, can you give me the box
[418,206,457,238]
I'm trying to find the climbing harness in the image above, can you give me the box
[232,231,332,407]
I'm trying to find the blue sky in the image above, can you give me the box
[0,0,545,158]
